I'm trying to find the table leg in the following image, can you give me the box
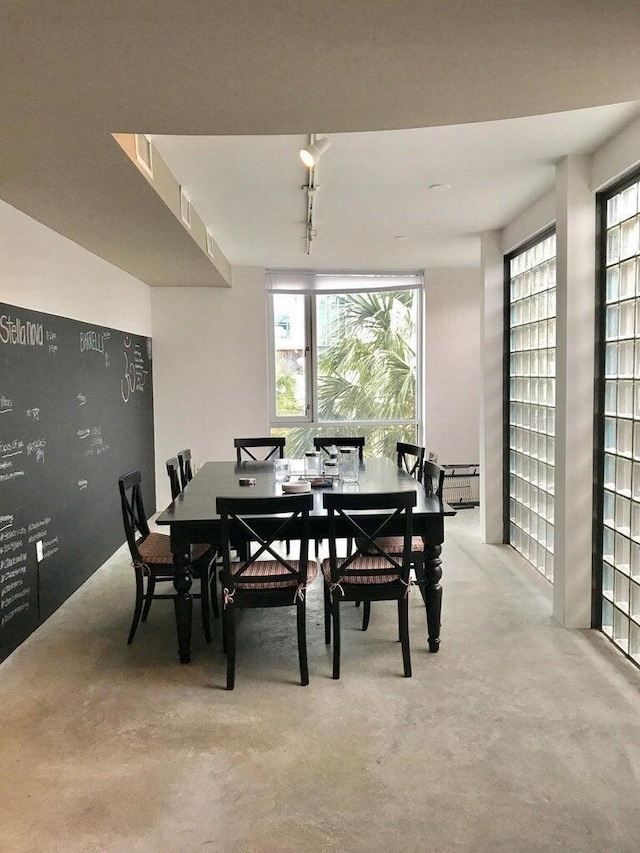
[422,543,442,653]
[173,552,193,664]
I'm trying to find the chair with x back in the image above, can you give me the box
[322,490,416,679]
[234,437,286,463]
[177,448,194,491]
[396,441,425,482]
[216,493,316,690]
[359,459,445,629]
[118,469,218,645]
[313,436,365,460]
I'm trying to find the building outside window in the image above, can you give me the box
[597,172,640,664]
[267,271,422,458]
[506,231,556,582]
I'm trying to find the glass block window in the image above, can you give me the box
[507,232,556,581]
[598,176,640,663]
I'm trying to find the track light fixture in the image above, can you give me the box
[300,135,330,168]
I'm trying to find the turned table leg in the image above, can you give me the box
[422,542,442,653]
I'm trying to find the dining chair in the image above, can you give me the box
[166,456,182,500]
[396,441,425,482]
[355,459,445,631]
[216,493,316,690]
[322,490,417,679]
[313,436,365,460]
[312,436,365,558]
[234,436,285,463]
[177,448,194,491]
[118,469,218,645]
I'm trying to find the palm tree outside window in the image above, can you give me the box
[267,271,423,458]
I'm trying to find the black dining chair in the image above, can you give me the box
[166,456,182,500]
[312,436,366,558]
[322,490,417,679]
[359,459,445,629]
[234,437,285,463]
[118,469,218,645]
[313,436,365,460]
[396,441,425,482]
[177,448,194,491]
[216,493,316,690]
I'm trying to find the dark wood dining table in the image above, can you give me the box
[156,457,456,663]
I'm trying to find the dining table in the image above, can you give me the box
[156,457,457,663]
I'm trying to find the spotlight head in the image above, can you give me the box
[299,136,330,168]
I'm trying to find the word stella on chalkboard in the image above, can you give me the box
[0,303,155,663]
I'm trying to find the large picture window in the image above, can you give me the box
[505,231,556,582]
[267,271,422,458]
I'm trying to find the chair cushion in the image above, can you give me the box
[137,533,211,565]
[233,560,318,590]
[321,555,401,585]
[369,535,425,554]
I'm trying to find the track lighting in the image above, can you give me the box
[300,136,330,168]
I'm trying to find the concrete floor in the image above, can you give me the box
[2,510,640,852]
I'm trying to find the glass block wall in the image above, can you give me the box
[600,177,640,660]
[507,233,556,581]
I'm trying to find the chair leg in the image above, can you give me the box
[331,597,341,680]
[209,568,220,619]
[222,601,228,655]
[226,607,236,690]
[398,598,412,678]
[200,569,212,644]
[297,599,309,686]
[362,601,371,631]
[127,566,145,644]
[140,574,155,622]
[323,582,331,645]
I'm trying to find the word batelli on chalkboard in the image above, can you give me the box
[0,302,155,662]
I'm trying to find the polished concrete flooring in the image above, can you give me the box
[2,510,640,852]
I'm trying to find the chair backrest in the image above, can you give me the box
[118,470,150,562]
[177,448,193,490]
[322,491,416,583]
[216,494,313,589]
[423,460,445,500]
[166,457,181,501]
[234,437,285,463]
[313,436,365,460]
[396,441,425,482]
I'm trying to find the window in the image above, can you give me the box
[505,230,556,582]
[267,271,423,458]
[597,172,640,665]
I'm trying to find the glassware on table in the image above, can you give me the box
[324,458,339,477]
[303,451,322,478]
[274,458,290,482]
[339,447,359,483]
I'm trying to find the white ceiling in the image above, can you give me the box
[152,103,640,269]
[3,2,640,284]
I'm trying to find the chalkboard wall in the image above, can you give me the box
[0,302,155,663]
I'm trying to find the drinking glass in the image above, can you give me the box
[339,447,359,483]
[274,458,290,482]
[303,451,322,478]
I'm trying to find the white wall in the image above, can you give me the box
[424,268,481,465]
[0,201,151,336]
[151,267,268,508]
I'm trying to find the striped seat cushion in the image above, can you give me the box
[233,560,318,590]
[321,555,402,585]
[369,535,425,555]
[137,533,211,565]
